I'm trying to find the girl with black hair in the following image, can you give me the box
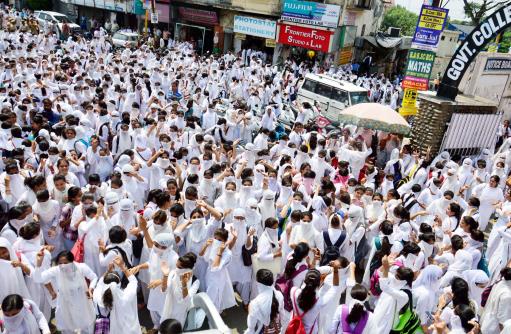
[33,250,97,334]
[19,174,46,205]
[246,269,283,333]
[329,284,373,334]
[436,277,479,332]
[0,294,51,334]
[288,262,341,334]
[93,256,141,334]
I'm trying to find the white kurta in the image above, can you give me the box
[33,263,97,332]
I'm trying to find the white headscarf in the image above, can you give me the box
[462,269,489,305]
[0,237,30,301]
[250,282,277,328]
[1,299,41,334]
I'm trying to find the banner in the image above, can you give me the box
[402,49,436,91]
[400,89,418,116]
[281,0,341,28]
[234,16,277,39]
[437,2,511,100]
[338,47,352,65]
[150,11,158,24]
[277,23,333,52]
[133,0,145,15]
[411,5,449,51]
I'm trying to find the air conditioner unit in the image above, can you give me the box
[388,27,401,37]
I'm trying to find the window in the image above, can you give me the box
[301,79,317,92]
[114,33,128,41]
[53,15,71,23]
[357,0,372,9]
[350,92,369,105]
[313,83,333,98]
[331,89,349,104]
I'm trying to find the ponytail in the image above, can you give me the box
[347,303,365,324]
[284,242,309,279]
[347,284,368,324]
[270,292,279,322]
[298,269,320,312]
[102,288,113,310]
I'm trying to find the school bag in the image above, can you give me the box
[320,230,346,266]
[104,246,133,288]
[285,289,317,334]
[389,289,423,334]
[94,305,110,334]
[339,304,369,334]
[354,222,369,265]
[370,260,403,297]
[275,264,308,312]
[241,234,258,266]
[477,248,490,277]
[71,234,86,262]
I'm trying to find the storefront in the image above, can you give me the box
[276,22,339,64]
[275,0,342,65]
[233,15,277,59]
[173,6,219,54]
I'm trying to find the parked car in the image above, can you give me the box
[111,31,139,48]
[34,11,80,35]
[182,293,231,333]
[297,73,369,123]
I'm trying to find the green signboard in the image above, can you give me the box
[402,49,436,90]
[133,0,145,15]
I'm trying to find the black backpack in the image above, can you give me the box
[320,230,346,266]
[104,246,133,288]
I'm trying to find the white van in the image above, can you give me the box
[297,74,369,123]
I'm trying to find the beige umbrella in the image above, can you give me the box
[338,103,411,135]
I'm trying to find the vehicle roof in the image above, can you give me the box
[114,31,139,37]
[35,11,67,16]
[304,73,367,93]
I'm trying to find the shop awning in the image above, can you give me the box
[375,33,402,49]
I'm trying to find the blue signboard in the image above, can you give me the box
[411,5,449,51]
[281,0,341,28]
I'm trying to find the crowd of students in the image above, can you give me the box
[0,5,510,334]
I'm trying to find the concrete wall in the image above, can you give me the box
[459,52,511,119]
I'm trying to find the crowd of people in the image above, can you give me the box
[0,5,510,334]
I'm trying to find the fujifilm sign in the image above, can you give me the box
[437,3,511,100]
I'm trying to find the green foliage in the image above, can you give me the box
[380,5,419,37]
[498,30,511,53]
[27,0,52,10]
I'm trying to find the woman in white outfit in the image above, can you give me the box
[160,252,200,325]
[92,256,141,334]
[199,227,236,313]
[0,237,31,303]
[33,250,97,334]
[0,294,51,334]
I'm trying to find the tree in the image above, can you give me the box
[463,0,508,25]
[27,0,51,10]
[380,6,419,37]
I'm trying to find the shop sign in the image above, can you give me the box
[233,16,277,39]
[150,11,158,23]
[277,23,333,52]
[69,0,133,12]
[400,89,418,116]
[133,0,145,15]
[178,7,218,25]
[411,5,449,51]
[234,33,246,40]
[402,49,436,90]
[265,39,277,48]
[338,47,352,65]
[281,0,341,28]
[484,58,511,71]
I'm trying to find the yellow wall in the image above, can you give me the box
[231,0,282,16]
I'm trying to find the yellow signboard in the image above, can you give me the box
[400,88,418,116]
[235,33,246,40]
[338,47,353,65]
[265,39,276,48]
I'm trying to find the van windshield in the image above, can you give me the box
[350,92,369,105]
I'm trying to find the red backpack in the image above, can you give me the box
[285,289,317,334]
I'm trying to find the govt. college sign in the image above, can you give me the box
[437,3,511,100]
